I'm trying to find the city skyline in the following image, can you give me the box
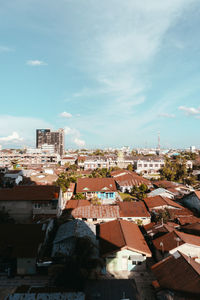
[1,1,200,148]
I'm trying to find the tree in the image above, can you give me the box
[55,173,69,192]
[127,164,133,171]
[91,196,101,205]
[130,184,148,200]
[74,193,85,199]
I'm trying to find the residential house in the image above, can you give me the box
[144,222,180,239]
[71,202,151,225]
[147,188,175,199]
[99,219,151,275]
[153,230,200,262]
[151,251,200,298]
[65,199,91,210]
[181,221,200,236]
[111,170,152,193]
[52,219,97,257]
[0,185,63,223]
[153,180,194,197]
[134,159,165,175]
[72,205,120,224]
[118,201,151,225]
[76,178,118,204]
[0,224,45,275]
[143,195,184,212]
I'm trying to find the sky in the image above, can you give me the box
[0,0,200,149]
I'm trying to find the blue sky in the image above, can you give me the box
[0,0,200,149]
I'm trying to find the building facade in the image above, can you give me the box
[36,128,65,156]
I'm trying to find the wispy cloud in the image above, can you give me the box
[26,60,47,66]
[64,126,85,147]
[179,106,200,116]
[0,46,14,53]
[158,113,175,118]
[0,132,23,143]
[60,111,72,118]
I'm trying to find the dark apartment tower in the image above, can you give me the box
[36,128,65,156]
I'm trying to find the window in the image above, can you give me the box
[34,203,41,209]
[144,164,147,167]
[150,164,153,167]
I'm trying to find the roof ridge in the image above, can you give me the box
[178,251,200,276]
[118,219,127,247]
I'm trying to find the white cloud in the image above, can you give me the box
[60,111,72,118]
[73,138,85,147]
[26,60,47,66]
[64,126,85,147]
[0,46,13,53]
[0,132,23,143]
[0,115,52,147]
[158,113,175,118]
[179,106,200,116]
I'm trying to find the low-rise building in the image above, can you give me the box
[76,178,118,204]
[0,185,63,222]
[99,219,151,275]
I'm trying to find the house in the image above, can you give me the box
[151,251,200,298]
[153,230,200,262]
[111,170,152,193]
[153,180,194,197]
[181,221,200,236]
[65,199,91,210]
[134,159,165,175]
[0,224,45,275]
[71,202,150,225]
[72,205,120,224]
[147,188,175,199]
[0,185,63,222]
[76,178,118,204]
[144,222,180,239]
[52,219,97,257]
[143,195,184,212]
[118,201,151,225]
[99,220,151,275]
[178,190,200,216]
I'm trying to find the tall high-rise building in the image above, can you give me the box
[36,128,65,156]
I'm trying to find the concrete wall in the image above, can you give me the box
[0,200,32,223]
[106,249,147,274]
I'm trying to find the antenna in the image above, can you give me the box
[157,131,160,150]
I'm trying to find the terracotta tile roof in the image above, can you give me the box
[151,251,200,295]
[153,231,184,252]
[153,229,200,252]
[111,170,151,187]
[118,201,150,218]
[72,205,120,219]
[144,195,184,210]
[65,199,90,209]
[99,219,151,257]
[76,177,117,193]
[153,180,184,189]
[144,222,179,236]
[0,185,60,201]
[176,215,200,225]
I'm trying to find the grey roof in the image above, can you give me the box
[148,188,173,197]
[53,219,96,244]
[5,292,85,300]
